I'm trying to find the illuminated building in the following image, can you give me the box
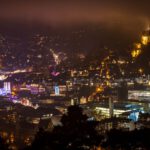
[4,82,11,94]
[70,69,89,77]
[50,85,67,97]
[95,106,130,118]
[95,102,143,121]
[96,86,104,93]
[80,96,87,104]
[131,27,150,60]
[54,85,60,96]
[0,82,11,96]
[128,90,150,101]
[71,99,75,106]
[18,83,46,95]
[131,42,142,59]
[141,35,150,45]
[131,49,141,59]
[0,75,8,81]
[141,27,150,45]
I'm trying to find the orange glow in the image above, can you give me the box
[96,87,104,93]
[135,43,141,49]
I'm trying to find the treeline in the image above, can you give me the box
[1,105,150,150]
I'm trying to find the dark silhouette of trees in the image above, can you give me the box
[27,105,103,150]
[0,136,9,150]
[25,105,150,150]
[102,128,150,150]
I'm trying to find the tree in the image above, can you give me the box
[102,128,150,150]
[0,136,9,150]
[28,105,103,150]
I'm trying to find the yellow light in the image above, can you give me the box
[11,91,16,96]
[106,81,111,86]
[131,49,141,58]
[96,87,104,93]
[106,71,110,79]
[141,35,149,45]
[137,49,141,56]
[131,50,136,58]
[138,68,143,74]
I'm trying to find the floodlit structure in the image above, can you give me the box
[141,27,150,45]
[0,82,11,96]
[128,90,150,101]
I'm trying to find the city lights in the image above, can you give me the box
[0,1,150,149]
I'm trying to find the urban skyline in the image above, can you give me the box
[0,1,150,150]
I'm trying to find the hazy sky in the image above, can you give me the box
[0,0,149,29]
[0,0,150,53]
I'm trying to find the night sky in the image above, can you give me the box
[0,1,149,28]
